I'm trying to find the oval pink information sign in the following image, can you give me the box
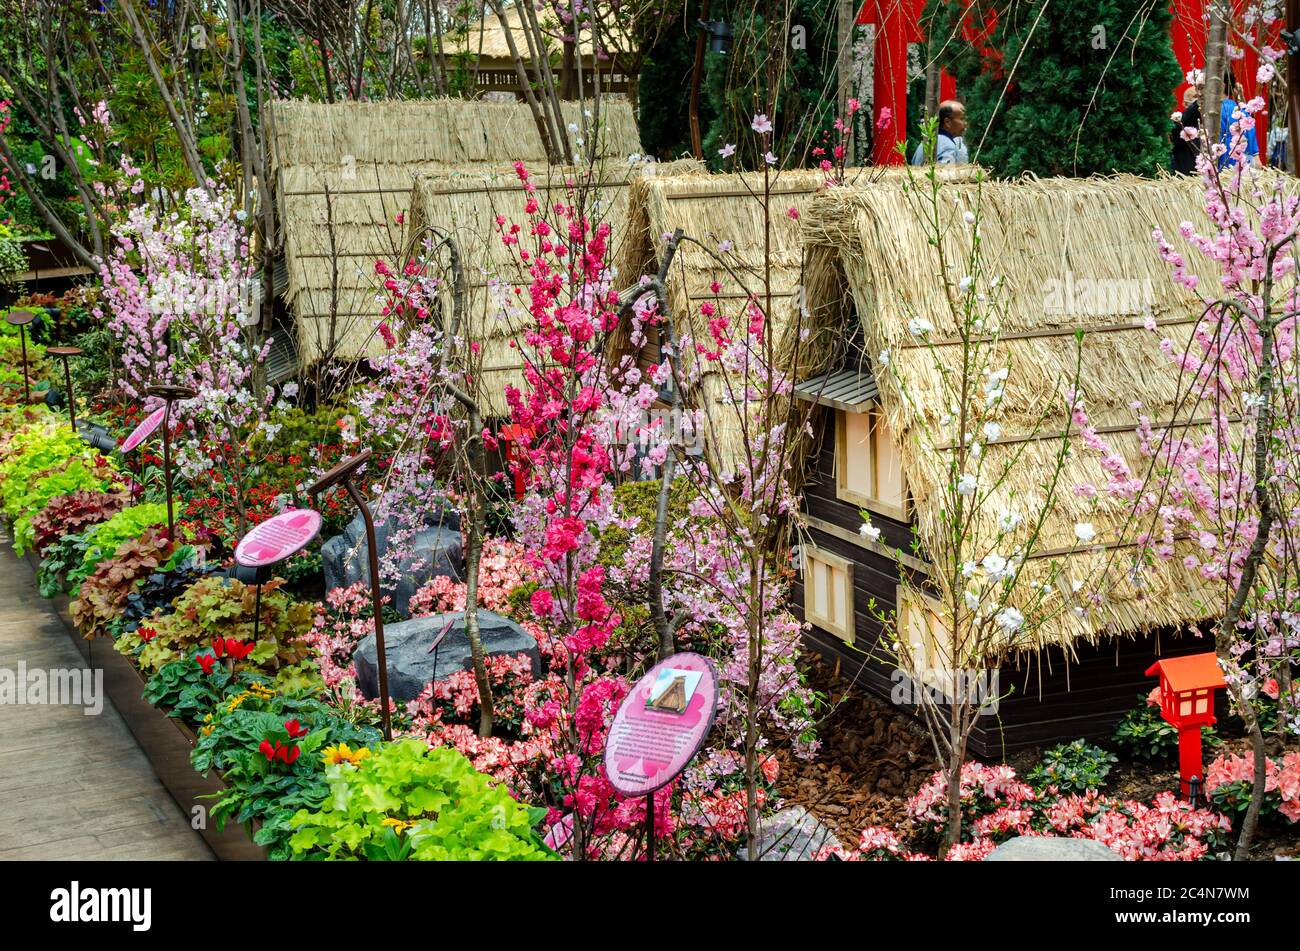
[234,509,323,568]
[120,406,167,453]
[604,652,718,796]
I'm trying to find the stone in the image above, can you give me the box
[737,806,841,861]
[321,496,462,617]
[984,836,1122,861]
[353,609,540,702]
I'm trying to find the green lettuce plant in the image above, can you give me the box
[13,463,125,555]
[287,740,555,861]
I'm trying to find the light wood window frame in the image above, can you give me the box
[803,547,855,644]
[897,585,953,690]
[835,406,910,522]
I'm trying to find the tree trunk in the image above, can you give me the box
[940,712,966,856]
[464,406,495,738]
[1203,4,1229,153]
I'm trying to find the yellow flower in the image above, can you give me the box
[380,817,412,834]
[225,691,251,713]
[321,743,371,766]
[200,725,214,737]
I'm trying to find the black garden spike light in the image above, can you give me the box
[144,383,198,541]
[46,346,83,429]
[304,448,394,741]
[698,19,733,56]
[4,308,35,403]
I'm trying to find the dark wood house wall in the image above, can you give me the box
[793,407,1216,759]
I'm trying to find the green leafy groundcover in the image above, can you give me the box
[288,740,557,861]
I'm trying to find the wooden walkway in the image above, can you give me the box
[0,528,212,860]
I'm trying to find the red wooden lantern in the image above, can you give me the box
[1144,652,1226,800]
[499,423,534,501]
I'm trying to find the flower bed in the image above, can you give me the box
[0,406,554,861]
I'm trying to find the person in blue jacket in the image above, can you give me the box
[1219,79,1260,169]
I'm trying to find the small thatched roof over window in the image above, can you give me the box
[801,174,1236,655]
[266,97,642,368]
[620,164,981,472]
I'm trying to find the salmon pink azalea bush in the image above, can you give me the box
[1207,750,1300,823]
[877,762,1231,860]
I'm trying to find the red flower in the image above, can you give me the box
[284,719,309,739]
[259,739,276,760]
[279,744,301,765]
[196,653,217,675]
[138,626,157,642]
[225,639,256,661]
[210,636,227,658]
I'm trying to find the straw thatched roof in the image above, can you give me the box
[801,173,1235,654]
[403,159,703,415]
[444,5,632,62]
[267,97,642,365]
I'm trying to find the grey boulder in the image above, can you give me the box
[738,807,842,861]
[353,609,541,702]
[321,498,462,617]
[984,836,1122,861]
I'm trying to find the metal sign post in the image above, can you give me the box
[47,346,83,428]
[145,384,198,541]
[5,309,35,403]
[304,448,393,740]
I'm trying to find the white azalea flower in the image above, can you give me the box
[998,510,1023,532]
[908,316,933,337]
[957,474,977,496]
[1074,522,1097,544]
[983,422,1002,442]
[859,522,882,543]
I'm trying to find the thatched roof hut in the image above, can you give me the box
[619,163,982,469]
[443,7,632,94]
[799,173,1227,653]
[402,160,701,415]
[266,97,642,367]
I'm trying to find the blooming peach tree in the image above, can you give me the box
[1077,90,1300,859]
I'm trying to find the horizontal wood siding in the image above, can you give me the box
[794,406,1219,758]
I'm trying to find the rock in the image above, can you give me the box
[321,496,462,616]
[353,609,540,702]
[984,836,1122,861]
[737,807,841,861]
